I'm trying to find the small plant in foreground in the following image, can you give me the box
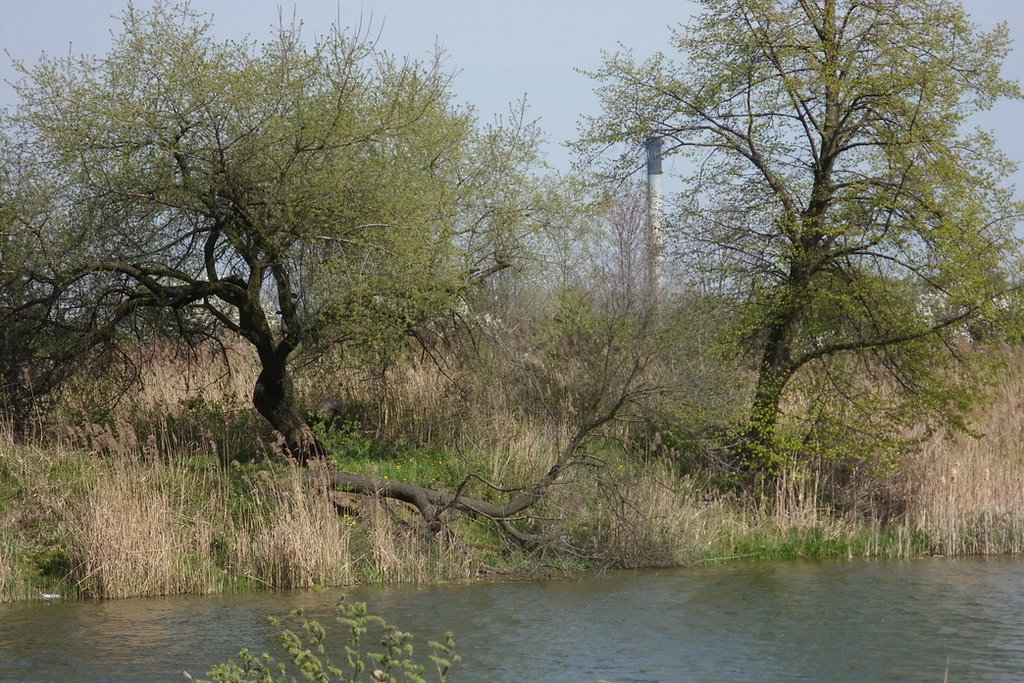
[191,601,459,683]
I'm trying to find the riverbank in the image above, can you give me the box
[3,391,1024,602]
[3,343,1024,603]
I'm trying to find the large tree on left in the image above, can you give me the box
[1,2,543,460]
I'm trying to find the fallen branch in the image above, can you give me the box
[305,353,652,534]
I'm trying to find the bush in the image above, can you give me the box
[192,601,459,683]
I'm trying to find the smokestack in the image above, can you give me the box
[645,136,664,297]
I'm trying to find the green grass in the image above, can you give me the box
[729,526,854,561]
[707,522,934,563]
[316,421,480,490]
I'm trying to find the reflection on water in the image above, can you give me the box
[2,557,1024,682]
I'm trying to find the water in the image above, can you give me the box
[3,557,1024,682]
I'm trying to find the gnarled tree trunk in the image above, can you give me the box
[252,346,325,464]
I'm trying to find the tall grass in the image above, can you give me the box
[0,430,236,599]
[358,497,479,583]
[64,458,226,598]
[6,338,1024,602]
[48,340,265,465]
[902,360,1024,556]
[553,458,741,567]
[0,420,480,602]
[232,469,352,589]
[0,529,24,599]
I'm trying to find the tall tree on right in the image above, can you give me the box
[579,0,1024,475]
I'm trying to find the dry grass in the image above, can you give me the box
[65,460,226,599]
[572,460,739,567]
[0,531,19,600]
[0,438,78,600]
[0,412,483,601]
[358,497,478,583]
[478,422,569,489]
[8,337,1024,603]
[902,360,1024,556]
[233,470,353,589]
[46,340,263,464]
[495,445,739,569]
[130,342,258,411]
[0,430,233,600]
[708,355,1024,561]
[310,346,1024,567]
[297,351,462,445]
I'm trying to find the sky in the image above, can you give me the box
[2,0,1023,196]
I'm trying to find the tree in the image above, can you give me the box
[2,2,543,461]
[2,2,653,540]
[0,142,77,428]
[579,0,1024,473]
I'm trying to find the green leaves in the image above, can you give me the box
[195,602,459,683]
[579,0,1024,472]
[1,1,548,446]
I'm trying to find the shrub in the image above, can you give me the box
[191,601,459,683]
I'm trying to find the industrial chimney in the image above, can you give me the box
[645,136,664,298]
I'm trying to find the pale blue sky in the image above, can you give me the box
[2,0,1023,193]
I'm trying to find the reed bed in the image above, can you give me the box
[0,422,485,602]
[6,340,1024,602]
[0,530,21,600]
[64,460,225,599]
[902,362,1024,556]
[555,459,740,568]
[358,497,479,583]
[232,469,353,590]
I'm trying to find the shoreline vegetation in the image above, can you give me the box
[3,0,1023,608]
[3,343,1024,604]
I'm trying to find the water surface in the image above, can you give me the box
[2,557,1024,682]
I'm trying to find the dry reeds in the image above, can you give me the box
[8,331,1024,604]
[233,470,353,589]
[516,452,739,569]
[479,422,568,490]
[297,352,461,445]
[902,361,1024,556]
[65,461,224,599]
[0,530,18,600]
[45,339,264,462]
[721,353,1024,560]
[358,497,478,583]
[129,341,258,412]
[589,462,736,567]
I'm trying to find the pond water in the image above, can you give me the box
[2,557,1024,682]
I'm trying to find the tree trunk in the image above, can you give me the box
[742,292,804,473]
[252,349,325,464]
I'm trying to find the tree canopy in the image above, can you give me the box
[579,0,1024,473]
[1,2,546,458]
